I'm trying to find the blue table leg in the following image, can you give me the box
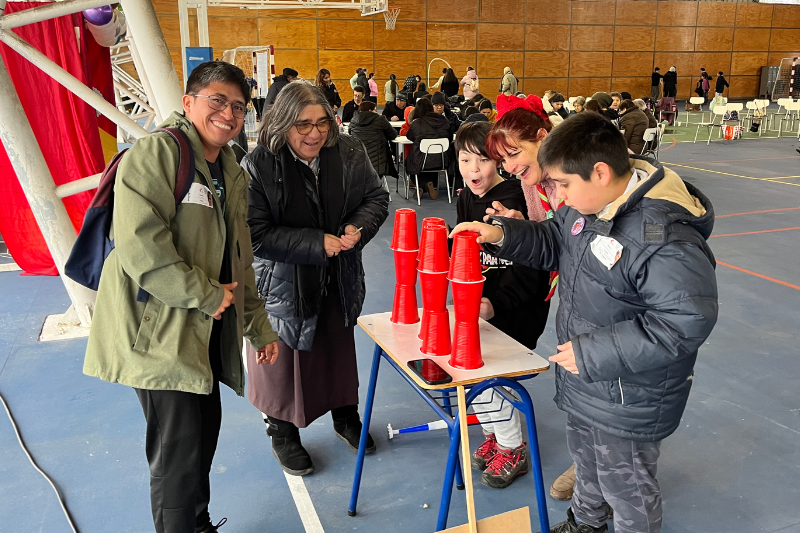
[436,405,463,531]
[440,389,465,490]
[348,343,383,516]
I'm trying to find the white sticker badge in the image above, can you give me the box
[590,235,624,270]
[182,182,214,208]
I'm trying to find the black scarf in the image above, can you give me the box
[280,145,345,320]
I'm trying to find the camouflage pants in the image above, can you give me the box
[566,415,662,533]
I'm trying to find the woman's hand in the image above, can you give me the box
[450,222,504,245]
[324,234,343,257]
[483,201,524,222]
[340,225,362,251]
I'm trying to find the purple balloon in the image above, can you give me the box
[83,5,114,26]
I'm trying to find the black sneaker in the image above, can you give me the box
[541,508,608,533]
[332,410,376,454]
[198,518,227,533]
[267,418,314,476]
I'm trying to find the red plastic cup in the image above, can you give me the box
[391,208,419,251]
[422,309,451,356]
[394,250,419,286]
[450,321,483,370]
[448,231,483,283]
[391,284,419,324]
[418,223,450,274]
[419,271,448,312]
[451,278,485,323]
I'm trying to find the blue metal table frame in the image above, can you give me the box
[348,343,551,532]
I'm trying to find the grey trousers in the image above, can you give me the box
[566,414,662,533]
[650,85,660,101]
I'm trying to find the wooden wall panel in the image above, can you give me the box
[429,0,477,21]
[427,23,477,50]
[693,52,731,77]
[387,0,427,21]
[258,19,318,49]
[427,51,478,77]
[611,77,652,98]
[525,78,569,97]
[568,77,611,97]
[570,52,613,78]
[614,26,655,51]
[374,22,427,50]
[206,6,253,17]
[615,0,656,26]
[612,52,654,77]
[477,52,525,78]
[319,50,373,77]
[571,25,614,51]
[477,24,525,50]
[730,52,768,77]
[527,0,571,24]
[695,27,733,52]
[525,52,570,78]
[479,0,521,23]
[152,0,178,15]
[160,15,197,49]
[728,76,760,98]
[768,52,800,67]
[770,30,800,52]
[697,2,736,27]
[275,50,320,80]
[319,20,373,49]
[655,26,696,51]
[735,4,773,28]
[733,28,771,52]
[259,9,316,18]
[654,51,693,75]
[478,79,502,102]
[169,49,183,80]
[526,25,571,51]
[771,5,800,29]
[209,17,258,50]
[571,0,616,25]
[374,51,425,80]
[657,2,697,27]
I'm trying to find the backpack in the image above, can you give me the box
[470,78,479,91]
[723,110,738,121]
[65,128,195,297]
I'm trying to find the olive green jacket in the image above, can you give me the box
[83,112,278,396]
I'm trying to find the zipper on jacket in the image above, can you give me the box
[618,378,625,405]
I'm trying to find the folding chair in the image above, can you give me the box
[408,138,451,205]
[684,96,705,125]
[770,98,792,131]
[724,103,744,129]
[640,127,657,158]
[743,100,767,136]
[695,106,725,145]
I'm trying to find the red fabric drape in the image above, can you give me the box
[0,2,111,275]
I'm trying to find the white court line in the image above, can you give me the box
[283,472,325,533]
[0,263,21,272]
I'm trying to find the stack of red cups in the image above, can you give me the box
[448,231,485,370]
[390,208,420,325]
[417,218,451,356]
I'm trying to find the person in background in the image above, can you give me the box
[609,92,622,111]
[349,68,360,90]
[462,67,480,100]
[543,92,564,126]
[243,81,389,478]
[618,99,649,155]
[620,92,632,101]
[663,66,677,98]
[463,106,487,123]
[432,91,460,134]
[479,99,497,122]
[382,92,408,122]
[406,98,452,200]
[584,100,602,114]
[590,92,618,121]
[430,67,447,90]
[413,82,429,105]
[634,98,658,128]
[367,72,378,104]
[385,73,399,104]
[551,92,568,120]
[441,68,460,98]
[316,68,341,114]
[500,67,518,96]
[455,121,552,489]
[265,67,297,107]
[356,68,370,96]
[651,67,662,101]
[349,100,398,178]
[701,72,711,103]
[715,71,729,97]
[572,96,585,114]
[84,60,280,533]
[403,73,418,97]
[342,85,365,123]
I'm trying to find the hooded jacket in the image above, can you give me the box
[501,69,518,96]
[457,179,551,349]
[348,110,398,176]
[405,113,453,175]
[242,135,389,351]
[84,112,278,396]
[486,158,718,442]
[461,70,479,99]
[265,74,291,107]
[619,107,650,155]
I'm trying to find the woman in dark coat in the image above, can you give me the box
[348,101,398,176]
[618,99,650,155]
[440,68,460,98]
[315,68,341,113]
[663,66,677,98]
[406,98,453,200]
[242,81,389,476]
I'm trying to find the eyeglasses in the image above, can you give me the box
[294,119,332,135]
[190,94,247,119]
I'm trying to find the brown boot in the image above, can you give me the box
[550,463,575,501]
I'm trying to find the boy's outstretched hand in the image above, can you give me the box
[484,201,525,222]
[450,222,504,244]
[550,342,579,374]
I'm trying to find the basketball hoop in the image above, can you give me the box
[384,6,400,30]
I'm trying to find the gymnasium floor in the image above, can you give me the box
[1,135,799,533]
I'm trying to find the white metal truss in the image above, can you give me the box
[110,39,157,142]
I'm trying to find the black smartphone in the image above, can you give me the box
[407,359,453,385]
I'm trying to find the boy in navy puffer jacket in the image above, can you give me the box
[451,112,718,533]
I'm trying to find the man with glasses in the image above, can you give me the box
[83,60,279,533]
[342,84,366,123]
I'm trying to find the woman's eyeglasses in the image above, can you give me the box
[191,94,247,119]
[294,120,333,135]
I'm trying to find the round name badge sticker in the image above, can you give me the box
[571,217,586,236]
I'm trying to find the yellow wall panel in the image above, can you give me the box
[526,25,571,51]
[275,50,320,80]
[525,78,569,97]
[429,0,477,21]
[152,0,178,15]
[318,50,373,76]
[615,0,657,26]
[160,15,197,49]
[477,24,525,51]
[657,2,697,27]
[733,29,770,53]
[697,2,736,27]
[771,5,800,29]
[527,0,571,24]
[693,53,731,77]
[611,77,653,98]
[207,7,255,17]
[654,51,693,75]
[768,52,800,66]
[388,0,428,22]
[207,17,258,50]
[728,76,760,98]
[695,27,733,52]
[730,52,768,77]
[479,0,522,23]
[478,79,502,102]
[258,19,318,50]
[614,26,655,51]
[735,4,773,28]
[568,77,611,97]
[525,52,570,78]
[572,0,616,25]
[570,52,613,78]
[771,30,800,52]
[428,52,478,79]
[374,51,426,80]
[374,22,427,50]
[319,20,374,49]
[477,52,525,78]
[571,26,614,51]
[258,9,315,18]
[612,52,654,77]
[427,23,477,50]
[655,26,696,51]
